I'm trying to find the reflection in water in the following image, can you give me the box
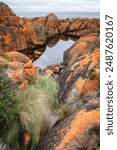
[33,35,75,67]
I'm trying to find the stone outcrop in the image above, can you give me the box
[63,33,100,66]
[0,2,100,55]
[0,50,36,84]
[37,33,100,149]
[46,13,60,29]
[0,2,100,150]
[0,2,15,16]
[38,110,100,150]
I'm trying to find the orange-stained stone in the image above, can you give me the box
[24,60,32,69]
[69,20,84,31]
[6,51,30,63]
[46,13,60,28]
[58,22,70,34]
[55,110,100,150]
[74,77,87,92]
[24,68,36,77]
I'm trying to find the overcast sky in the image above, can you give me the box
[2,0,100,12]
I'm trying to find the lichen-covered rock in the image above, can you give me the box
[64,34,100,66]
[69,19,84,31]
[0,51,36,83]
[58,22,70,34]
[31,17,46,26]
[46,13,60,29]
[68,18,100,37]
[0,2,15,16]
[0,24,28,52]
[6,51,30,63]
[37,32,100,149]
[38,110,100,150]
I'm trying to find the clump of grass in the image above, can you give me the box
[0,70,68,149]
[7,75,65,149]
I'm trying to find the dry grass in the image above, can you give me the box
[7,75,67,149]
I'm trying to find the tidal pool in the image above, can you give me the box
[33,36,75,67]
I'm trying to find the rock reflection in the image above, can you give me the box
[20,35,77,63]
[33,35,75,67]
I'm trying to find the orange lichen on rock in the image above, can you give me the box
[55,110,100,150]
[6,51,30,63]
[24,60,32,69]
[46,13,60,28]
[74,77,87,91]
[64,35,99,66]
[58,22,70,34]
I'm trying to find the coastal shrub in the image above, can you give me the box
[0,65,18,138]
[7,76,61,149]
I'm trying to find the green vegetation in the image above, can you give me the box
[0,50,11,60]
[0,65,18,138]
[0,65,67,149]
[89,70,97,80]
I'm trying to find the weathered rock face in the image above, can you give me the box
[0,3,100,149]
[0,2,100,58]
[0,2,15,16]
[46,13,60,29]
[0,50,36,83]
[31,17,46,26]
[68,18,100,37]
[38,110,100,150]
[0,2,47,52]
[38,33,100,150]
[64,34,100,66]
[58,21,70,34]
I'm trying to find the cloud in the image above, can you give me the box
[3,0,100,12]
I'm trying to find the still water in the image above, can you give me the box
[33,36,75,67]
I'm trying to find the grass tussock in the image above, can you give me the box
[7,75,68,149]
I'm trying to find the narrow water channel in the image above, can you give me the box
[33,36,75,67]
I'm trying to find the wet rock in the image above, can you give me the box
[60,34,69,41]
[47,36,60,48]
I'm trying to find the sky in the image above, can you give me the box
[2,0,100,12]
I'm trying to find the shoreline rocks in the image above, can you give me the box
[0,2,100,150]
[0,2,100,55]
[0,50,36,84]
